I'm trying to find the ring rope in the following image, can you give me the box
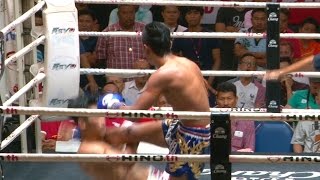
[80,68,320,78]
[74,0,320,8]
[2,73,45,106]
[151,107,320,113]
[0,1,46,39]
[79,31,320,40]
[0,153,319,164]
[4,36,45,67]
[0,107,319,121]
[0,115,39,151]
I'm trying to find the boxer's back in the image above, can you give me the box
[156,55,210,126]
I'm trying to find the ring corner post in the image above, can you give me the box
[210,112,231,180]
[266,2,281,113]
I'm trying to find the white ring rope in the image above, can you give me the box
[0,153,319,164]
[0,107,319,121]
[0,115,39,150]
[80,68,320,78]
[0,1,46,38]
[2,73,45,106]
[75,0,320,9]
[152,107,320,113]
[4,36,46,66]
[79,31,320,40]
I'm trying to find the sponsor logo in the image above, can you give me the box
[267,157,281,163]
[286,115,320,121]
[51,27,75,34]
[268,12,279,22]
[121,155,178,162]
[213,164,227,174]
[212,127,227,139]
[0,108,18,114]
[49,98,71,106]
[51,63,76,70]
[268,39,278,48]
[268,100,278,109]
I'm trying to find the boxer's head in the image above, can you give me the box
[142,22,171,66]
[68,94,106,139]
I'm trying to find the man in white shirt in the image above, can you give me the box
[228,53,266,108]
[122,59,151,105]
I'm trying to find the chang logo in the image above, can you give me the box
[268,12,278,22]
[268,100,278,108]
[268,39,278,48]
[212,127,227,139]
[213,164,227,174]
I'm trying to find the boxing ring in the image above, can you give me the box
[0,0,320,179]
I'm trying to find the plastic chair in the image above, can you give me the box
[255,121,294,153]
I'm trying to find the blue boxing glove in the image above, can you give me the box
[313,54,320,71]
[97,93,126,109]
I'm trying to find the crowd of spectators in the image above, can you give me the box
[33,3,320,153]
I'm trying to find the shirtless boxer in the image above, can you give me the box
[101,22,211,180]
[68,95,169,180]
[265,54,320,80]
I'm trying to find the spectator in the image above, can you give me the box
[171,6,221,86]
[96,5,145,70]
[280,41,309,85]
[106,76,125,92]
[215,5,250,84]
[279,9,301,62]
[216,82,255,152]
[161,6,187,32]
[235,9,267,70]
[243,0,270,29]
[102,82,120,94]
[286,77,320,109]
[279,57,309,106]
[80,41,100,94]
[108,5,153,26]
[78,10,105,93]
[41,120,77,152]
[228,53,265,108]
[122,59,151,105]
[298,17,320,58]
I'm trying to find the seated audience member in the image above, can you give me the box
[41,120,77,152]
[279,9,301,62]
[161,6,187,32]
[106,76,125,92]
[95,4,145,70]
[102,82,120,94]
[216,82,255,152]
[171,6,221,86]
[298,17,320,58]
[235,9,267,70]
[286,77,320,109]
[78,10,105,94]
[279,57,309,106]
[228,53,265,108]
[122,59,151,105]
[280,41,309,85]
[108,5,153,26]
[291,87,320,153]
[68,95,169,180]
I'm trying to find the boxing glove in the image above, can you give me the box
[313,54,320,71]
[97,93,126,109]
